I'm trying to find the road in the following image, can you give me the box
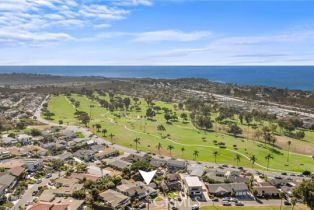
[12,172,60,210]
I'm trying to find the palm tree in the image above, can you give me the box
[101,128,107,137]
[235,154,241,166]
[279,192,285,210]
[250,155,257,168]
[181,147,185,158]
[287,140,292,163]
[134,138,141,152]
[213,151,219,163]
[157,142,162,155]
[157,124,166,136]
[193,150,199,160]
[167,145,174,157]
[291,197,297,210]
[109,133,115,144]
[265,154,273,171]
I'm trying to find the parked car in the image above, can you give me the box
[230,198,238,202]
[211,197,219,202]
[235,201,244,206]
[222,197,231,202]
[284,200,292,205]
[32,191,38,196]
[46,173,52,178]
[191,204,199,210]
[36,179,42,184]
[222,201,232,206]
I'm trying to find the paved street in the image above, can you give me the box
[12,172,60,210]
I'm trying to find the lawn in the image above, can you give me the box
[200,205,310,210]
[45,94,314,172]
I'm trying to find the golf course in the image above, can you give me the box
[44,93,314,173]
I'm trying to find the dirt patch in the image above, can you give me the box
[276,135,314,155]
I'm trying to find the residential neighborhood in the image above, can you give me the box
[0,122,311,210]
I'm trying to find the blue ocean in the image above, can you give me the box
[0,66,314,91]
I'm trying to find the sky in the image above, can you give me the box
[1,0,314,65]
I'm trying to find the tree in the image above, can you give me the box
[134,138,141,152]
[101,128,107,137]
[228,124,242,137]
[291,197,297,210]
[254,129,263,141]
[58,120,63,125]
[74,101,80,108]
[146,108,155,120]
[164,113,172,123]
[157,124,166,135]
[131,161,154,172]
[287,140,292,163]
[109,133,115,144]
[213,151,219,163]
[157,142,162,155]
[123,97,131,110]
[293,177,314,209]
[180,113,188,122]
[193,150,199,160]
[167,145,174,157]
[95,123,102,132]
[72,190,86,199]
[265,154,273,171]
[235,154,241,166]
[279,192,285,210]
[181,147,185,158]
[250,155,257,168]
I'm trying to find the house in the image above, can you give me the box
[150,158,166,168]
[16,134,32,145]
[54,152,73,161]
[39,190,56,202]
[54,177,79,188]
[187,164,205,177]
[164,173,181,191]
[24,159,44,172]
[53,198,84,210]
[183,176,204,200]
[206,183,249,197]
[95,147,119,160]
[99,189,130,209]
[107,159,131,170]
[167,159,187,172]
[122,154,147,163]
[1,136,18,145]
[87,165,112,177]
[70,173,100,182]
[0,148,11,159]
[0,173,17,190]
[204,170,226,183]
[9,166,25,179]
[28,202,68,210]
[116,181,157,199]
[253,183,280,198]
[73,149,94,162]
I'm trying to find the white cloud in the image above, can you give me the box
[0,0,150,46]
[114,0,153,6]
[133,30,211,42]
[94,23,112,29]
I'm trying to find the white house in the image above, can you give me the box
[184,176,205,200]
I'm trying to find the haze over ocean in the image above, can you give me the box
[0,66,314,91]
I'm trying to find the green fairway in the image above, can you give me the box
[45,94,314,172]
